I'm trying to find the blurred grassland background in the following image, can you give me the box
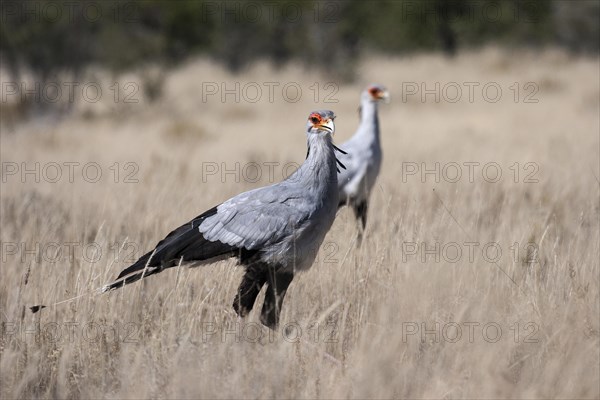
[1,1,599,399]
[1,0,599,97]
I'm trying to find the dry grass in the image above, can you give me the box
[1,47,599,399]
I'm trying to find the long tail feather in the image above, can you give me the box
[103,206,256,292]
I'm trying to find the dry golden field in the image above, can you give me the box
[1,48,599,399]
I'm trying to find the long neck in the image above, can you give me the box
[292,134,338,199]
[358,98,380,142]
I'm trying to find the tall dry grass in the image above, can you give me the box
[1,48,599,399]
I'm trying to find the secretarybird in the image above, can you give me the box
[337,84,389,242]
[103,110,344,329]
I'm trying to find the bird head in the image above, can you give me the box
[306,110,336,136]
[364,84,390,103]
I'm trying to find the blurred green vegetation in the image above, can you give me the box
[1,0,598,87]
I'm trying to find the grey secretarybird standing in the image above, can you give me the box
[337,84,389,241]
[102,110,345,329]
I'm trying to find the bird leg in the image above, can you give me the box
[353,201,368,246]
[260,268,294,329]
[233,264,268,318]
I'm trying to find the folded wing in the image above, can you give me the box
[103,186,307,291]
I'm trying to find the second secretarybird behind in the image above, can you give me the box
[103,110,343,329]
[337,84,389,240]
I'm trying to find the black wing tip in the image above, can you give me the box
[30,305,46,313]
[102,204,234,293]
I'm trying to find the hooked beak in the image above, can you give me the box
[379,90,391,103]
[314,118,335,134]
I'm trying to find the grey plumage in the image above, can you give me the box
[337,84,389,239]
[102,110,341,329]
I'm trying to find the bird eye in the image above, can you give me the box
[310,116,321,124]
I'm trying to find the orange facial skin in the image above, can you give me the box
[309,113,323,125]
